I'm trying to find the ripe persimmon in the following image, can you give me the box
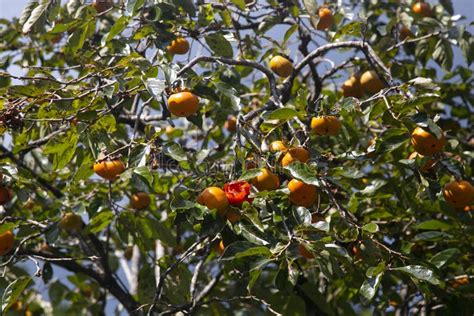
[226,209,241,223]
[224,180,252,206]
[167,91,199,117]
[215,240,225,255]
[59,213,83,232]
[167,38,190,55]
[317,7,334,30]
[92,0,113,13]
[341,74,363,98]
[252,168,280,191]
[411,126,445,156]
[197,187,229,217]
[298,243,315,259]
[0,230,14,256]
[269,56,293,78]
[269,140,287,152]
[408,152,437,173]
[443,180,474,208]
[399,26,413,40]
[224,116,237,133]
[131,192,151,210]
[0,186,12,205]
[281,147,310,167]
[412,2,432,17]
[124,246,134,260]
[288,179,318,207]
[93,159,126,181]
[310,116,342,136]
[360,70,384,94]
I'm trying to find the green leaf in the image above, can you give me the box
[87,210,114,233]
[103,16,129,43]
[429,248,461,268]
[392,265,440,285]
[239,168,263,181]
[362,222,379,233]
[214,82,240,110]
[1,277,31,312]
[359,179,386,195]
[174,0,196,17]
[145,78,166,100]
[264,107,299,121]
[414,220,452,231]
[163,143,187,162]
[433,39,453,71]
[283,24,298,44]
[126,0,146,16]
[333,21,363,40]
[205,33,233,58]
[284,161,320,186]
[22,0,51,33]
[234,246,271,259]
[413,231,452,242]
[360,272,383,303]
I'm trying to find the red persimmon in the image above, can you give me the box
[224,181,253,206]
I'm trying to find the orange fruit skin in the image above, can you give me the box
[311,214,324,223]
[59,213,83,232]
[269,56,293,78]
[269,140,287,152]
[399,26,413,40]
[412,2,432,17]
[10,300,22,311]
[197,187,229,217]
[131,192,151,210]
[310,116,342,136]
[360,71,384,94]
[0,230,14,256]
[0,186,12,205]
[92,0,113,13]
[317,7,334,30]
[288,179,318,207]
[224,116,237,133]
[298,244,315,259]
[167,92,199,117]
[408,152,436,173]
[252,168,280,191]
[443,181,474,208]
[124,246,134,260]
[341,75,363,98]
[281,147,310,167]
[167,38,190,55]
[226,209,241,223]
[93,159,126,181]
[215,240,225,255]
[411,127,445,156]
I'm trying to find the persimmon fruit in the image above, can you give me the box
[93,159,126,181]
[252,168,280,191]
[411,126,445,156]
[310,116,342,136]
[131,192,151,210]
[197,187,229,216]
[0,230,14,256]
[281,147,310,167]
[443,181,474,208]
[288,179,318,207]
[269,56,293,78]
[167,91,199,117]
[167,38,190,55]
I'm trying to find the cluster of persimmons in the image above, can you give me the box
[1,1,473,261]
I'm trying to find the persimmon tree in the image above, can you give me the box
[0,0,473,315]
